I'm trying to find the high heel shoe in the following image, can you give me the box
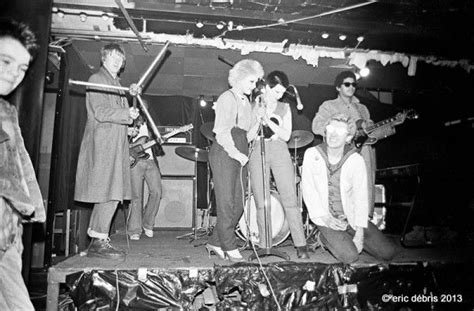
[205,244,226,260]
[225,249,245,262]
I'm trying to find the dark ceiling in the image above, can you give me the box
[55,0,474,61]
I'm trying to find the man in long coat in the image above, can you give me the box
[75,43,138,260]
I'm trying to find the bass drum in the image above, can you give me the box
[236,191,290,246]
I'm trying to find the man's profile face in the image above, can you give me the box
[102,50,125,76]
[336,77,357,98]
[0,37,31,96]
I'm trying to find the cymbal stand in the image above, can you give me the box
[248,122,289,261]
[176,152,206,242]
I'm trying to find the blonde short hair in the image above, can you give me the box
[324,113,357,137]
[228,59,264,88]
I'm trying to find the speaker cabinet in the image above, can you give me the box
[157,144,196,177]
[153,177,195,230]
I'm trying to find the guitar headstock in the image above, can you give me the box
[395,109,418,124]
[183,124,194,132]
[405,109,419,120]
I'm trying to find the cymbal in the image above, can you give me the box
[200,122,215,142]
[175,146,209,162]
[287,130,314,149]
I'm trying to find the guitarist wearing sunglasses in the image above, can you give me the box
[313,71,384,218]
[127,103,163,241]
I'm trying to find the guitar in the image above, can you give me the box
[353,109,418,148]
[129,124,193,168]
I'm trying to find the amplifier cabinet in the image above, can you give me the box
[145,177,196,230]
[157,144,196,177]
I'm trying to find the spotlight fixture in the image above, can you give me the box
[196,21,204,28]
[57,10,65,18]
[321,32,329,39]
[338,34,347,41]
[102,13,110,21]
[216,21,225,30]
[227,21,233,31]
[198,95,207,107]
[357,36,364,42]
[359,67,370,77]
[79,12,87,22]
[236,25,243,31]
[52,7,58,13]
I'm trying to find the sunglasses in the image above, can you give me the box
[326,125,348,135]
[341,82,357,88]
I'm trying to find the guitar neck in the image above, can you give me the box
[366,115,402,133]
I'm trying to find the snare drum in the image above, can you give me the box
[236,191,290,246]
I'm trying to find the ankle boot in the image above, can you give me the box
[296,246,310,259]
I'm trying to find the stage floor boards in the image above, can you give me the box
[53,230,474,271]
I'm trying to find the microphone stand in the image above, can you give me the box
[248,119,289,261]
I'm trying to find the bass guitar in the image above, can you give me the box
[129,124,193,168]
[353,109,418,148]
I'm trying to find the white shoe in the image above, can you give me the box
[225,249,245,262]
[143,228,153,238]
[205,244,225,259]
[130,234,140,240]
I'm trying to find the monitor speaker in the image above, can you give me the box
[150,177,195,230]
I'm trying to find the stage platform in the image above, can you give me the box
[47,230,474,310]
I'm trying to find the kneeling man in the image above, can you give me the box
[301,113,397,264]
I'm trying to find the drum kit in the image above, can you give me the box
[175,121,315,248]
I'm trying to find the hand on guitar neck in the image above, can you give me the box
[353,109,418,148]
[129,124,193,168]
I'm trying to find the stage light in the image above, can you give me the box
[357,36,364,42]
[199,95,207,107]
[236,25,243,31]
[52,7,58,13]
[102,13,110,21]
[216,21,225,30]
[57,10,65,18]
[79,12,87,22]
[339,34,347,41]
[359,67,370,77]
[227,21,233,31]
[196,21,204,28]
[321,32,329,39]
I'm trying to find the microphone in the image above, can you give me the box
[290,85,303,110]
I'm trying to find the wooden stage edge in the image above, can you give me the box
[46,230,474,310]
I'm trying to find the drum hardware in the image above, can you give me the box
[174,146,210,241]
[248,121,290,261]
[237,190,290,247]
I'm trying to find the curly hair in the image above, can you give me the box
[228,59,264,88]
[266,70,289,89]
[324,113,357,137]
[0,19,38,59]
[334,70,356,88]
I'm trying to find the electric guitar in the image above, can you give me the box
[353,109,418,148]
[129,124,193,168]
[261,114,283,139]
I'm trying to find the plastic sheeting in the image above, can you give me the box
[65,262,474,310]
[65,269,213,310]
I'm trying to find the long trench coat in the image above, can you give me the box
[74,67,133,203]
